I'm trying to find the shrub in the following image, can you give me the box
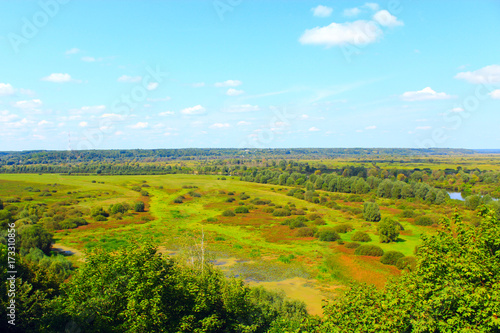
[363,202,381,222]
[395,256,417,271]
[134,201,145,212]
[222,210,235,217]
[415,216,434,226]
[380,251,405,265]
[312,218,326,226]
[333,223,354,233]
[234,206,249,214]
[296,227,314,237]
[91,207,109,218]
[110,203,127,215]
[173,197,183,204]
[262,207,275,213]
[94,215,107,221]
[206,217,217,222]
[318,230,340,242]
[401,210,416,218]
[273,209,291,217]
[354,245,384,257]
[377,218,400,243]
[59,217,88,230]
[140,190,149,197]
[345,242,360,249]
[351,231,372,242]
[225,197,235,203]
[239,193,250,200]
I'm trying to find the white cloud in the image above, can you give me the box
[226,88,244,96]
[147,97,171,102]
[365,125,376,130]
[215,80,242,87]
[181,105,206,115]
[455,65,500,84]
[73,105,106,114]
[373,10,403,27]
[237,121,251,126]
[41,73,73,83]
[416,126,432,130]
[489,89,500,99]
[13,99,43,109]
[147,82,159,91]
[210,123,230,129]
[364,3,380,11]
[38,120,51,126]
[299,20,382,47]
[117,75,142,83]
[130,122,148,129]
[0,83,15,96]
[309,127,320,132]
[159,111,175,116]
[224,104,260,113]
[192,82,205,87]
[65,48,80,55]
[343,7,361,17]
[115,131,124,136]
[100,113,124,120]
[451,107,464,112]
[312,5,333,17]
[81,56,97,62]
[300,114,309,119]
[0,110,19,122]
[79,121,88,127]
[401,87,452,101]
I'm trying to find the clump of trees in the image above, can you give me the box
[363,202,381,222]
[377,217,400,243]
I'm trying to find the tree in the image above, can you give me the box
[18,224,53,255]
[363,202,381,222]
[134,201,145,212]
[377,217,400,243]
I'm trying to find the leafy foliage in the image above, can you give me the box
[316,208,500,332]
[354,245,384,257]
[377,217,400,243]
[350,231,371,242]
[363,202,381,222]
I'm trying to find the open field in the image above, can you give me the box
[0,170,481,315]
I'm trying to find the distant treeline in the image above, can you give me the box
[0,147,474,166]
[240,168,450,205]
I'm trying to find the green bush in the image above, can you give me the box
[345,242,360,249]
[222,210,236,217]
[225,197,235,203]
[401,210,416,218]
[395,256,417,271]
[415,216,434,226]
[333,223,354,233]
[318,230,340,242]
[234,206,249,214]
[173,197,183,204]
[262,207,275,213]
[354,245,384,257]
[273,209,291,217]
[380,251,405,265]
[95,215,107,221]
[134,201,145,212]
[296,227,314,237]
[351,231,372,242]
[206,217,217,222]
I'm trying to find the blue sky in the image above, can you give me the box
[1,0,499,151]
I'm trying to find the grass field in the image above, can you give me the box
[0,172,476,315]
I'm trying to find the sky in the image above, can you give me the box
[0,0,499,151]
